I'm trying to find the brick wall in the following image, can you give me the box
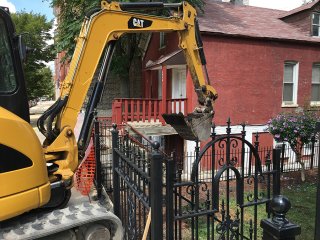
[200,35,320,125]
[143,32,320,126]
[97,56,143,116]
[97,73,121,116]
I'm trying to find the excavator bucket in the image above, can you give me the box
[163,112,213,141]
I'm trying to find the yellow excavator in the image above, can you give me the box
[0,1,217,239]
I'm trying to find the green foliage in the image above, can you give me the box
[51,0,99,61]
[267,110,319,148]
[27,67,55,99]
[11,12,55,99]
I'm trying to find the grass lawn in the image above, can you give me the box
[282,179,317,240]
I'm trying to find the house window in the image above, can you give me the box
[312,13,320,36]
[159,32,165,48]
[311,64,320,103]
[282,62,299,106]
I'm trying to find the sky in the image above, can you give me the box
[0,0,308,19]
[0,0,54,20]
[249,0,304,11]
[0,0,309,21]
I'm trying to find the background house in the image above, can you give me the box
[139,0,320,157]
[54,0,320,162]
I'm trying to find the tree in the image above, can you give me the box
[11,12,55,99]
[267,109,319,181]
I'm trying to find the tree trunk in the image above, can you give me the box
[295,153,306,182]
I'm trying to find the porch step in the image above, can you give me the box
[126,121,177,136]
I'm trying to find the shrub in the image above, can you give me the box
[267,109,319,181]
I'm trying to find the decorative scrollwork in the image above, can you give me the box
[247,192,254,202]
[257,191,265,200]
[230,138,239,149]
[216,221,226,236]
[127,192,136,240]
[247,175,254,185]
[218,157,225,166]
[218,139,226,149]
[186,184,194,195]
[230,156,238,166]
[200,181,208,192]
[216,215,240,240]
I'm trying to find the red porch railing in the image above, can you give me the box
[166,98,187,115]
[112,98,187,125]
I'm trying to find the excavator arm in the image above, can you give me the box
[38,1,217,183]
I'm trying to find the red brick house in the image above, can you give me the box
[54,1,320,159]
[116,0,320,155]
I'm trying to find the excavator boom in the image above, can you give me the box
[38,1,218,184]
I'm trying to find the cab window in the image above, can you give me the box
[0,17,17,93]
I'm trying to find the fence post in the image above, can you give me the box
[111,123,120,218]
[261,195,301,240]
[166,154,175,240]
[150,141,163,240]
[94,119,102,199]
[281,142,285,173]
[273,145,282,196]
[112,100,122,126]
[314,122,320,239]
[310,135,316,169]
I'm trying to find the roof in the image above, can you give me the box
[198,1,320,44]
[280,0,319,19]
[145,50,185,70]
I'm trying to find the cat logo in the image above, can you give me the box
[133,18,144,28]
[128,17,152,29]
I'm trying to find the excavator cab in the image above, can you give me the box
[0,7,30,123]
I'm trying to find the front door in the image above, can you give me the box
[171,67,186,114]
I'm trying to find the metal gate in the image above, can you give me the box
[166,120,281,240]
[110,120,282,240]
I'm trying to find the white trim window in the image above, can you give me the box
[312,12,320,36]
[282,62,299,106]
[159,32,165,48]
[311,63,320,104]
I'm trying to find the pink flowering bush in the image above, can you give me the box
[267,110,319,181]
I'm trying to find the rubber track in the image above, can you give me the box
[0,202,123,239]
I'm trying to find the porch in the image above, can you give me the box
[111,97,187,133]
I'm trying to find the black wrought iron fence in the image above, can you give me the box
[173,142,319,183]
[94,118,319,195]
[92,118,320,239]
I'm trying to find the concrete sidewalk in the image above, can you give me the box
[29,100,55,115]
